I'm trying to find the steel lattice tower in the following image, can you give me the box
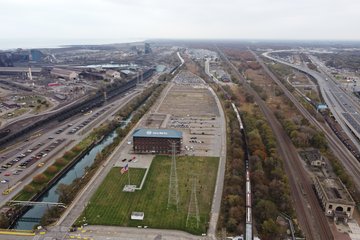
[186,175,200,228]
[167,142,179,210]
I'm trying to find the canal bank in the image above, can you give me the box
[12,130,118,230]
[10,83,167,230]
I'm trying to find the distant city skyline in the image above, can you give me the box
[1,0,359,48]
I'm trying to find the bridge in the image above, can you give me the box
[9,201,67,208]
[17,217,42,222]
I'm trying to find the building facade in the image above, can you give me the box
[51,68,78,80]
[314,176,355,222]
[133,129,182,154]
[106,70,121,79]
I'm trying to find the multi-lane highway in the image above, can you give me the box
[0,89,142,206]
[263,51,360,153]
[262,50,360,191]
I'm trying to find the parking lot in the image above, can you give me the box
[112,71,222,170]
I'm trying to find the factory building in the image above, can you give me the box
[299,149,326,167]
[0,67,42,77]
[132,128,182,154]
[2,101,19,109]
[106,70,121,79]
[51,68,78,80]
[314,176,355,222]
[144,43,152,54]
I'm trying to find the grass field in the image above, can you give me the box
[78,155,219,235]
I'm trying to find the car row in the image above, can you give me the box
[68,107,110,134]
[0,143,46,172]
[15,139,65,170]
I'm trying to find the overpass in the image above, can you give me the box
[263,51,360,153]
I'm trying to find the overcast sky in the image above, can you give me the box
[1,0,359,46]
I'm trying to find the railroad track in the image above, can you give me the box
[217,46,332,240]
[255,51,360,191]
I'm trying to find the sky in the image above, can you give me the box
[0,0,360,47]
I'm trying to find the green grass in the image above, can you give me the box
[78,155,219,235]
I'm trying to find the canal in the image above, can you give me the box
[13,126,123,230]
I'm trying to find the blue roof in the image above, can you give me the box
[133,129,182,139]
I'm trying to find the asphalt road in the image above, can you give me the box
[263,51,360,152]
[54,66,226,239]
[206,81,227,239]
[0,90,141,207]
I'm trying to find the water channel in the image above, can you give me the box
[13,123,126,230]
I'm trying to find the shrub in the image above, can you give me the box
[55,158,67,167]
[33,174,48,184]
[45,165,58,174]
[23,184,35,193]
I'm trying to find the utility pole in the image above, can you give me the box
[167,141,179,210]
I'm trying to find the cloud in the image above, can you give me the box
[0,0,359,43]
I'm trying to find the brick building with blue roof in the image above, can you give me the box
[132,128,182,154]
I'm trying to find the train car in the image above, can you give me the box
[246,207,252,224]
[231,103,244,129]
[245,223,253,240]
[246,192,251,207]
[246,181,251,193]
[246,170,250,181]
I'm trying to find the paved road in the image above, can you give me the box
[206,81,227,239]
[263,51,360,152]
[55,62,227,239]
[0,90,141,207]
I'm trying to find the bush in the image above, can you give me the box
[63,151,76,160]
[33,174,48,184]
[55,158,67,167]
[72,146,83,153]
[23,184,35,193]
[45,165,58,174]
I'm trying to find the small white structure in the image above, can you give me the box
[131,212,144,220]
[123,185,136,192]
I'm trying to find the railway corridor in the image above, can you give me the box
[218,47,333,240]
[231,103,253,240]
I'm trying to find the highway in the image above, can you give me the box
[218,47,333,240]
[0,89,143,207]
[263,51,360,153]
[262,50,360,191]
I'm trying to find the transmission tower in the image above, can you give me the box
[167,141,179,210]
[186,175,200,228]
